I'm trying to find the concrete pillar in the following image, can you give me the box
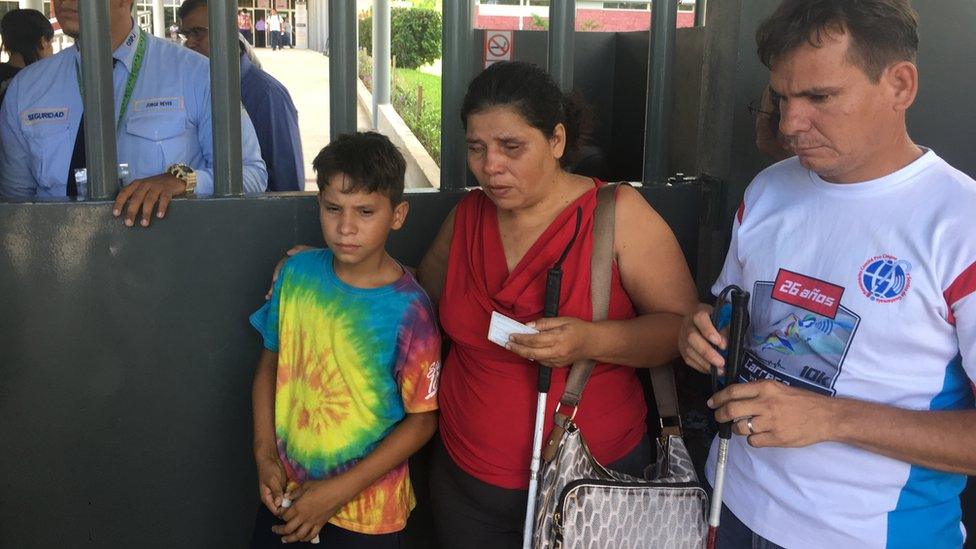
[307,0,319,51]
[295,0,308,49]
[152,0,165,38]
[372,0,391,128]
[307,0,329,55]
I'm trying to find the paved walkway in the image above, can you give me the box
[253,48,371,191]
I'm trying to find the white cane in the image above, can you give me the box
[706,286,750,549]
[523,390,549,548]
[522,209,582,548]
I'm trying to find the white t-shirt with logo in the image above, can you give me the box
[707,150,976,549]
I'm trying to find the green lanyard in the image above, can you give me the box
[75,29,148,132]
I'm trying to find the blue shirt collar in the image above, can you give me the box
[112,18,141,72]
[72,17,140,71]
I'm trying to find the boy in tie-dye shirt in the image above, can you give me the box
[249,132,440,547]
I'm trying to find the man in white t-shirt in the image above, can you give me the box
[679,1,976,548]
[267,9,282,51]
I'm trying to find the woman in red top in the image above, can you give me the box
[418,62,698,548]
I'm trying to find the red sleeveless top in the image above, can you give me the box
[438,182,648,489]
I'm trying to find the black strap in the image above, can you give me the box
[68,59,119,196]
[67,112,85,197]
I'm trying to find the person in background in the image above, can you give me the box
[254,16,266,48]
[168,21,180,42]
[179,0,304,191]
[267,9,281,51]
[749,85,793,162]
[238,8,253,45]
[282,15,293,49]
[0,0,267,221]
[0,9,54,106]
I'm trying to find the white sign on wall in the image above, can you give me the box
[483,30,514,68]
[295,1,308,49]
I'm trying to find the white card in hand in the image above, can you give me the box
[487,311,538,348]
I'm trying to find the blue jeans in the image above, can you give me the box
[714,503,784,549]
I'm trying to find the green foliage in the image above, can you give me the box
[357,49,374,92]
[530,13,549,30]
[395,69,442,114]
[358,8,442,70]
[408,0,438,9]
[579,19,602,31]
[357,52,442,166]
[391,8,442,69]
[393,82,441,164]
[358,13,372,51]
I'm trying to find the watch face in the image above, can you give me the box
[169,164,192,178]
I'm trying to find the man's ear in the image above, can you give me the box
[391,200,409,230]
[885,61,918,113]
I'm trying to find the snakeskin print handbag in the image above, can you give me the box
[531,184,708,549]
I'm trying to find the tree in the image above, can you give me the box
[359,8,442,70]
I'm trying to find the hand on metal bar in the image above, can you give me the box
[112,172,187,228]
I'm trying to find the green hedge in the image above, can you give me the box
[357,51,441,166]
[358,8,442,70]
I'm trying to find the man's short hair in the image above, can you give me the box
[313,132,406,205]
[177,0,207,21]
[756,0,919,82]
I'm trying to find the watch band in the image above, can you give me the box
[167,163,197,195]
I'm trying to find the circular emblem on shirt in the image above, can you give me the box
[858,255,912,303]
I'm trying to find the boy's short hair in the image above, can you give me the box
[756,0,918,83]
[313,132,406,205]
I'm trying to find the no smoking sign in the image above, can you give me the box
[484,30,514,68]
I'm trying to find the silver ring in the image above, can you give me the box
[746,418,755,435]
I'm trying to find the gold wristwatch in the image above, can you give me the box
[166,163,197,195]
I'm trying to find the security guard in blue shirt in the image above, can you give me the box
[0,0,268,228]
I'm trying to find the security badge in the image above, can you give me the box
[22,107,69,126]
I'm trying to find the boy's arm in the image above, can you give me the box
[274,411,438,543]
[253,349,287,514]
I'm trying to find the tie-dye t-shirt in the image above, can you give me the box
[250,248,441,534]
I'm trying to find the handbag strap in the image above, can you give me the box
[548,183,683,447]
[557,182,618,408]
[650,364,682,437]
[541,183,617,462]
